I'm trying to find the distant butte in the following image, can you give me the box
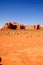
[1,22,43,30]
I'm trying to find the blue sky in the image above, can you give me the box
[0,0,43,27]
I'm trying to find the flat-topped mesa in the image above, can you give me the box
[25,24,41,30]
[1,22,43,30]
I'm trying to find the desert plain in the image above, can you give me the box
[0,22,43,65]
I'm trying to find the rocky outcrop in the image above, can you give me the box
[25,25,34,30]
[25,24,41,30]
[1,22,15,30]
[40,26,43,30]
[34,24,41,30]
[1,22,43,30]
[1,22,25,30]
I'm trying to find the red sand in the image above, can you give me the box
[0,30,43,65]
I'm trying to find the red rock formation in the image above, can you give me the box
[20,25,25,29]
[2,22,15,30]
[1,22,25,30]
[40,26,43,30]
[34,24,41,30]
[1,22,42,30]
[13,23,25,30]
[25,25,34,30]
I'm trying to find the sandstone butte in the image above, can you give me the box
[0,22,43,65]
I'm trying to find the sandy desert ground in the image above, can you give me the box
[0,30,43,65]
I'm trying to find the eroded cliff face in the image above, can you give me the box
[34,24,41,30]
[1,22,43,30]
[1,22,25,30]
[25,25,34,30]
